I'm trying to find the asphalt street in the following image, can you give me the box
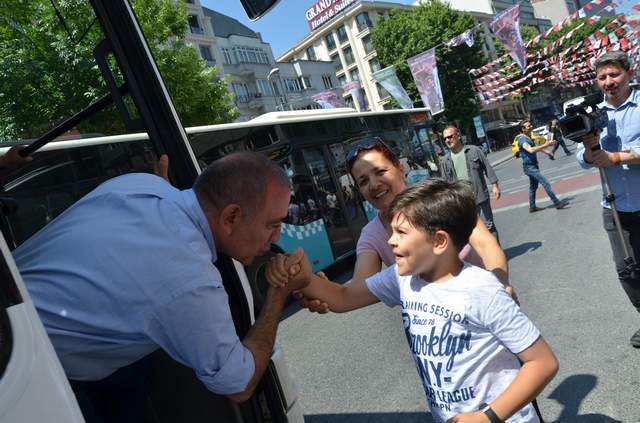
[276,145,640,423]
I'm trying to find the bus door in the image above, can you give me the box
[301,147,360,261]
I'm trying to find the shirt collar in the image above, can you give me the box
[599,88,639,110]
[180,188,217,261]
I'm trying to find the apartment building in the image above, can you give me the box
[184,1,342,121]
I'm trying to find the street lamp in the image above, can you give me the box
[267,67,288,111]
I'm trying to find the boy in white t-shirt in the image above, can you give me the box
[267,179,558,423]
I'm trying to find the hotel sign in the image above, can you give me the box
[305,0,360,31]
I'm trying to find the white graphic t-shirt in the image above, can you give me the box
[366,263,541,423]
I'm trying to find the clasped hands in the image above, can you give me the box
[265,248,330,313]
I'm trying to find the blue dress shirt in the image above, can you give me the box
[576,89,640,212]
[13,173,255,395]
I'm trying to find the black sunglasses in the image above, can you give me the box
[345,137,390,168]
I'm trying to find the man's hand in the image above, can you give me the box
[0,145,33,168]
[581,131,600,150]
[154,154,170,182]
[590,149,615,168]
[491,183,501,200]
[265,248,312,291]
[446,411,490,423]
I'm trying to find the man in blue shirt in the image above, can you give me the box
[576,51,640,348]
[517,118,569,213]
[13,152,307,420]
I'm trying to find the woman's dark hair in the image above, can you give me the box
[389,178,476,251]
[346,137,401,177]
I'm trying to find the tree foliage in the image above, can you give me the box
[371,0,485,129]
[0,0,238,141]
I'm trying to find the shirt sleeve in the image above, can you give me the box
[482,289,541,354]
[365,266,401,307]
[575,142,594,169]
[146,285,255,395]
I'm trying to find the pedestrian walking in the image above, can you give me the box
[548,120,571,157]
[517,119,569,213]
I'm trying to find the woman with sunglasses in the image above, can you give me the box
[298,138,513,312]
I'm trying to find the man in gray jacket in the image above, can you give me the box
[440,124,501,241]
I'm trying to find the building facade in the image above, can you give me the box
[184,1,342,121]
[278,1,415,112]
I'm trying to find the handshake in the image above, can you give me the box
[265,248,331,313]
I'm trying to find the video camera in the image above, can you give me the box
[558,92,608,142]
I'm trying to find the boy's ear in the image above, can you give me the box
[432,230,450,255]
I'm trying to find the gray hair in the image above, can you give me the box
[193,152,289,218]
[595,51,631,72]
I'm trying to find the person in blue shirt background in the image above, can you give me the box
[517,118,569,213]
[576,51,640,348]
[13,152,308,422]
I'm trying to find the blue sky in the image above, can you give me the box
[200,0,416,57]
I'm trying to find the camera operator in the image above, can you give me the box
[576,51,640,348]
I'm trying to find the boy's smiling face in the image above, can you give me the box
[388,212,437,277]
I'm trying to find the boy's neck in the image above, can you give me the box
[419,254,464,284]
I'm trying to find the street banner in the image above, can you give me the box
[342,80,369,112]
[489,4,527,72]
[445,28,475,47]
[311,90,345,109]
[407,48,445,114]
[372,65,414,109]
[473,115,485,139]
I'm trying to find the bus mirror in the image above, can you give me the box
[240,0,282,20]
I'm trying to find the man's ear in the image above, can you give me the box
[219,203,242,236]
[432,230,449,256]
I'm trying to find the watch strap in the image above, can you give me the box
[481,404,504,423]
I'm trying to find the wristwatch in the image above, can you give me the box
[480,404,504,423]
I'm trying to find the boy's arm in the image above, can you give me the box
[487,337,558,421]
[448,337,558,423]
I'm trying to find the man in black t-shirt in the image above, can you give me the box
[548,119,571,157]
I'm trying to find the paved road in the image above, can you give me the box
[277,149,640,423]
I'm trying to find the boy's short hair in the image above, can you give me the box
[595,51,630,72]
[389,179,476,251]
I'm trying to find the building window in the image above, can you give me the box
[369,58,381,73]
[331,53,342,71]
[199,45,215,66]
[361,35,374,55]
[356,12,373,31]
[233,46,270,64]
[338,74,347,87]
[343,46,354,66]
[301,76,312,89]
[336,26,348,44]
[322,74,334,89]
[257,79,274,96]
[350,69,360,82]
[232,82,251,103]
[306,46,316,61]
[222,48,234,64]
[284,78,302,92]
[188,15,203,34]
[345,94,354,108]
[325,33,336,51]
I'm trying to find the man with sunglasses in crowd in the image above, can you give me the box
[439,124,502,241]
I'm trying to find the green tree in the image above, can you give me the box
[0,0,238,141]
[371,0,485,130]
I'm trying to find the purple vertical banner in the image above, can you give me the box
[311,90,345,109]
[489,4,527,73]
[407,48,445,115]
[342,80,369,112]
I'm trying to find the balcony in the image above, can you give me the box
[189,26,204,35]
